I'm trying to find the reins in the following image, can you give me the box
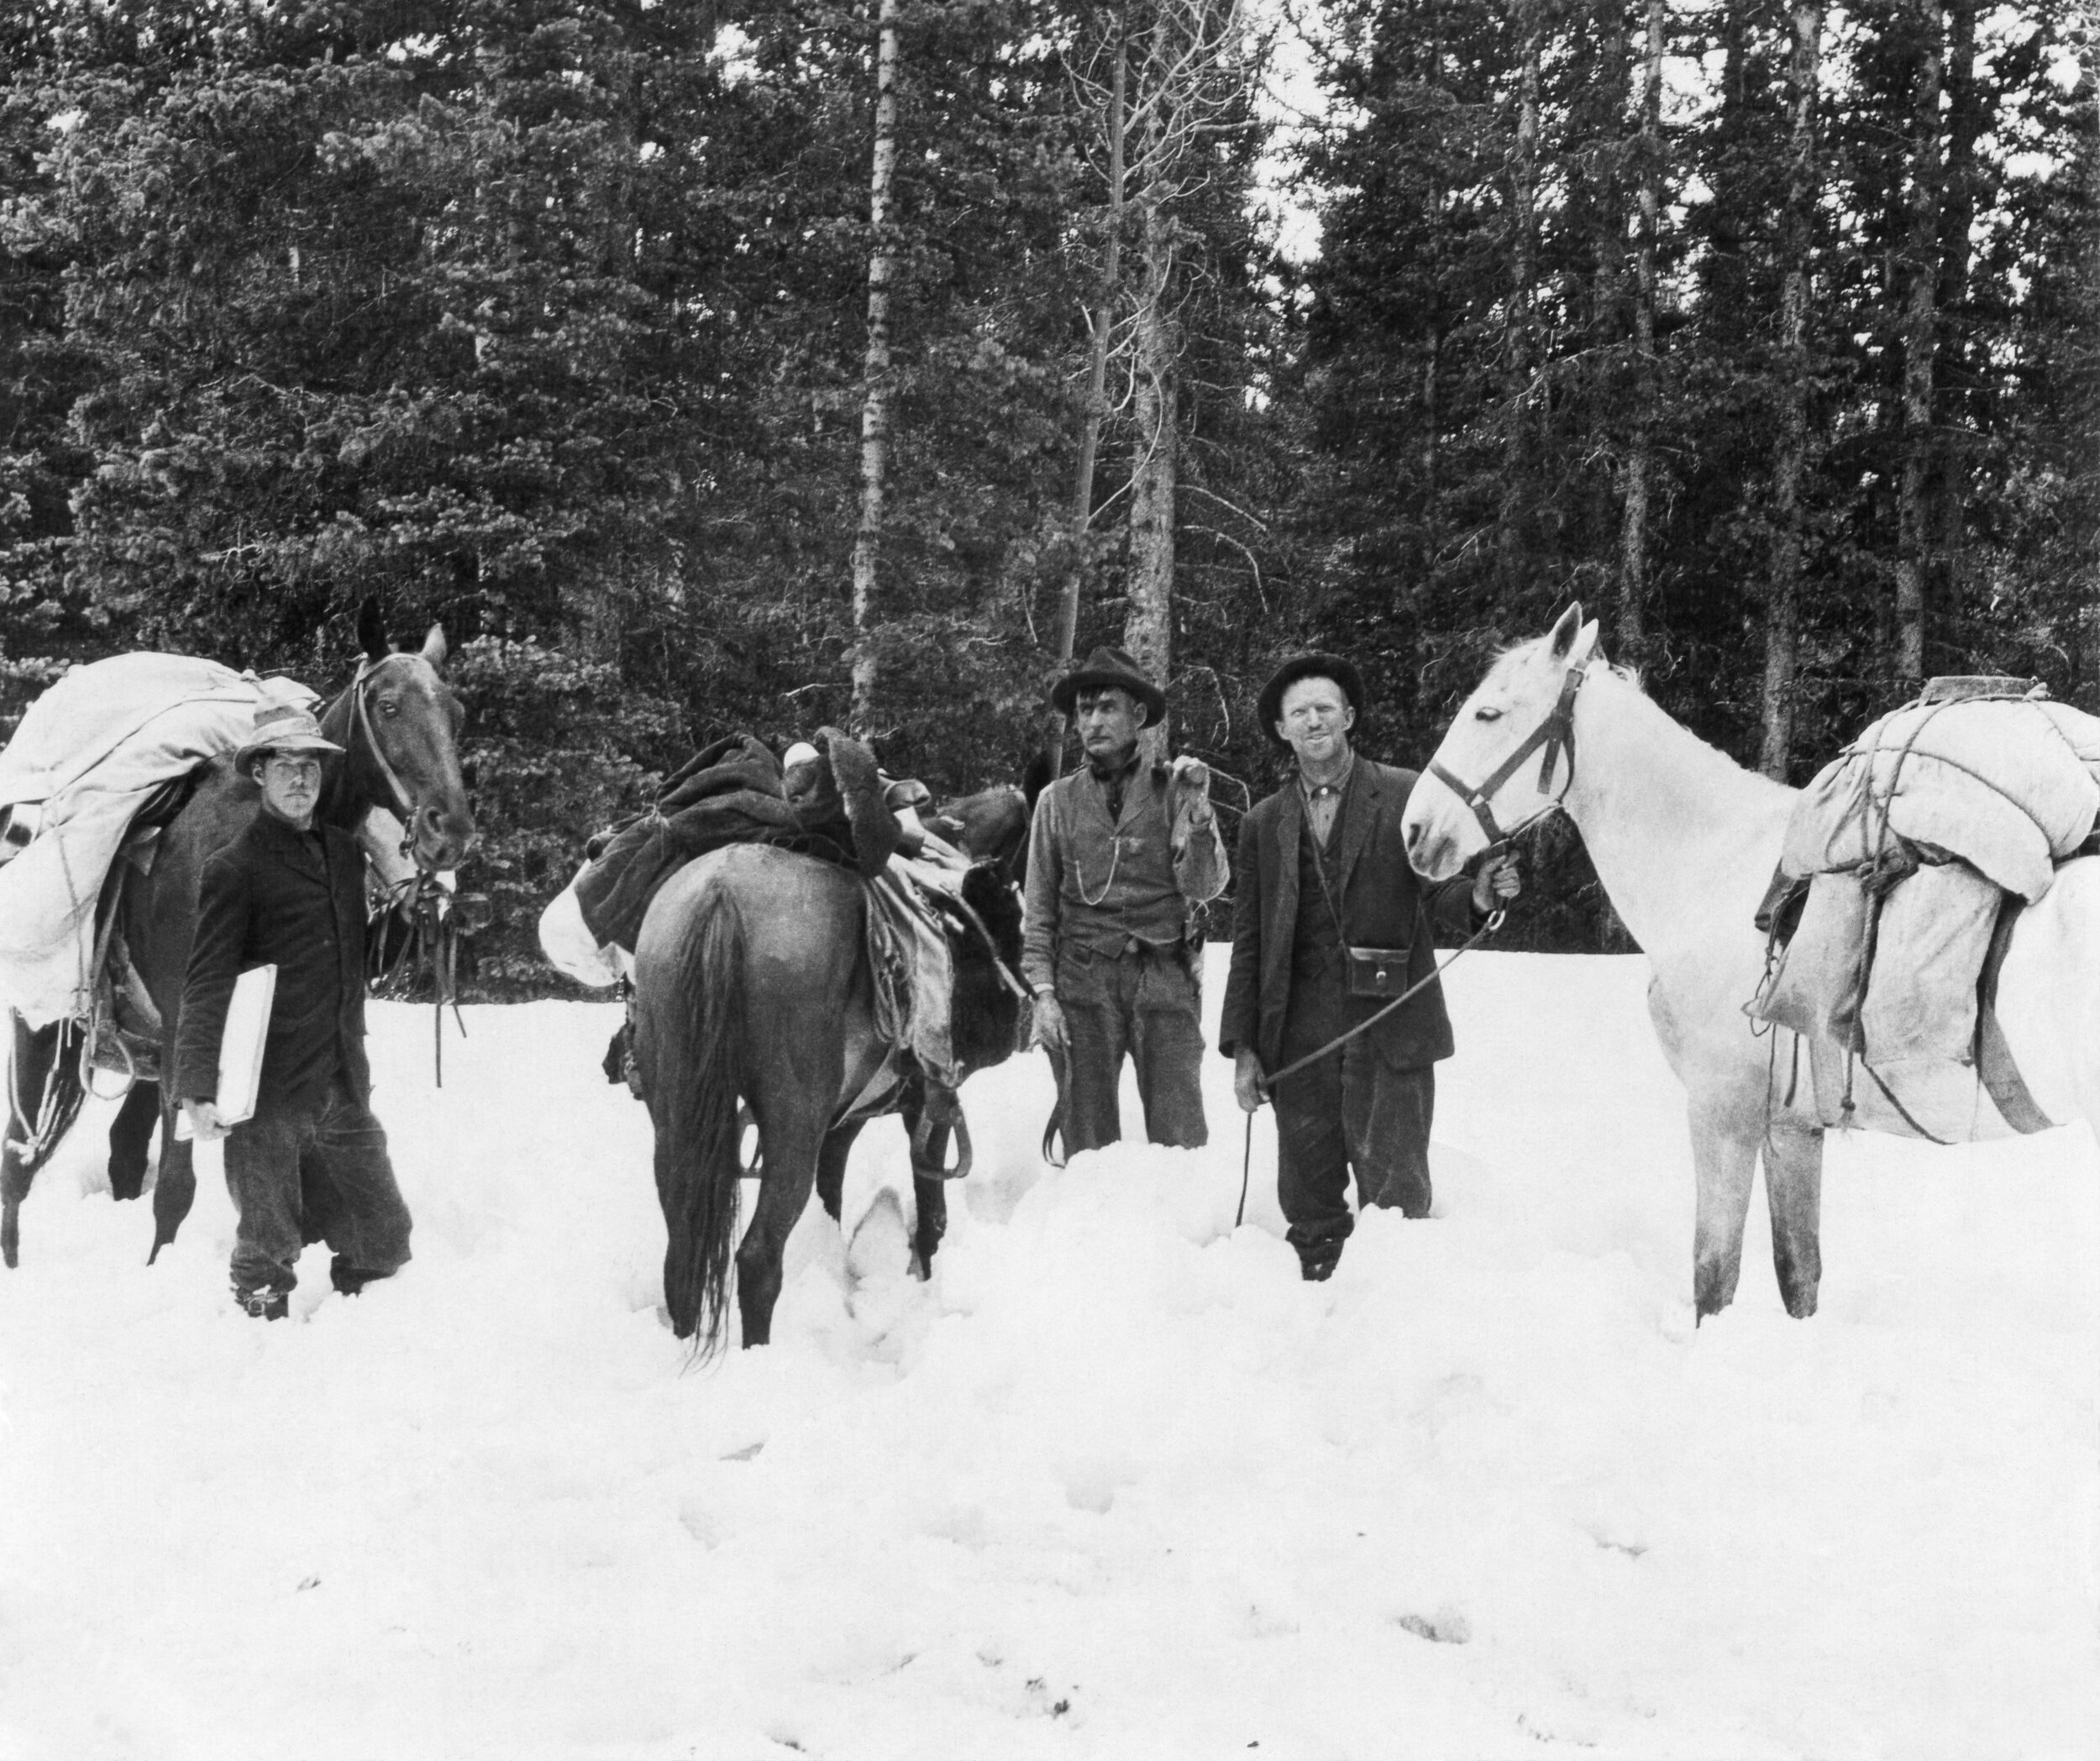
[349,657,418,836]
[1236,904,1505,1227]
[346,656,468,1086]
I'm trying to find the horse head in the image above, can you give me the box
[1403,601,1599,882]
[323,599,476,872]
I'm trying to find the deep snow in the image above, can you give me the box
[1,949,2095,1760]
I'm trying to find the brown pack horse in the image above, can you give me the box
[631,841,1026,1350]
[0,601,475,1267]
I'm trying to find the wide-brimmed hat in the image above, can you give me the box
[1257,653,1367,748]
[234,701,344,770]
[1050,645,1168,722]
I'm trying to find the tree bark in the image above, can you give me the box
[1931,0,1979,644]
[1618,0,1664,658]
[849,0,900,731]
[1124,191,1178,762]
[1760,0,1823,779]
[1893,0,1942,689]
[1498,0,1543,594]
[1047,4,1128,775]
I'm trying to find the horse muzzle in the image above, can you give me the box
[410,801,477,873]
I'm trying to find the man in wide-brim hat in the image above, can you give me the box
[1219,653,1520,1281]
[1022,646,1228,1155]
[175,699,413,1321]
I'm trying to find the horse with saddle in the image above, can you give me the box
[0,600,476,1270]
[540,728,1044,1350]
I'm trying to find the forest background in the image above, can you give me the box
[2,0,2093,988]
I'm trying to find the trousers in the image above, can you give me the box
[1271,962,1435,1265]
[223,1077,412,1297]
[1054,940,1209,1153]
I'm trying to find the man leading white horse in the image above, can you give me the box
[1221,654,1519,1281]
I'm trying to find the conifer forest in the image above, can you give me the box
[3,0,2093,977]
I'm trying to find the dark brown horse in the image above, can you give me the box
[0,601,475,1266]
[929,752,1052,888]
[630,842,1026,1350]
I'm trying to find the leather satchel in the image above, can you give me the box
[1345,945,1413,999]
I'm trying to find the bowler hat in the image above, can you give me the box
[234,700,344,772]
[1050,645,1168,722]
[1257,653,1367,748]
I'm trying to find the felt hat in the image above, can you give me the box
[234,700,344,771]
[1256,653,1367,748]
[1049,646,1168,722]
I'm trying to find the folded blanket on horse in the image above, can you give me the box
[1754,865,2053,1140]
[1780,684,2100,901]
[570,727,900,954]
[1753,857,2002,1062]
[0,656,317,1030]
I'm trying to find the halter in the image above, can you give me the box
[1426,662,1587,845]
[349,655,419,851]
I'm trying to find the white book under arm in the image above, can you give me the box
[176,964,276,1139]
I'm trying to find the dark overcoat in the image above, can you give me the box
[1218,757,1480,1075]
[175,809,373,1115]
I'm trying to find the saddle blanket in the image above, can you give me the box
[0,655,315,1029]
[1782,692,2100,901]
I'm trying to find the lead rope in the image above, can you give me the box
[1236,904,1505,1228]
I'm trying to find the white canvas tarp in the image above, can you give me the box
[1782,696,2100,900]
[0,655,316,1029]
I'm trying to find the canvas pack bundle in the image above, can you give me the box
[1780,694,2100,902]
[1751,871,1873,1051]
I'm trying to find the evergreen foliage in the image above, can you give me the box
[0,0,2090,980]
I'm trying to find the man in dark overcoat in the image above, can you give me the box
[177,701,412,1320]
[1023,646,1228,1153]
[1219,654,1519,1281]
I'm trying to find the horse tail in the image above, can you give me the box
[650,879,748,1354]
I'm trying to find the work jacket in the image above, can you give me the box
[1219,755,1481,1075]
[176,807,372,1116]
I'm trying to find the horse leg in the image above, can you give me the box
[897,1085,955,1279]
[1688,1100,1758,1323]
[108,1078,160,1203]
[910,1173,948,1281]
[814,1120,864,1224]
[3,1013,62,1269]
[734,1105,827,1350]
[1761,1122,1824,1319]
[147,1088,197,1264]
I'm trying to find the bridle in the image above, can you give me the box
[348,654,423,864]
[1426,661,1588,846]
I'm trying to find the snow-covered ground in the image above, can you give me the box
[2,949,2095,1760]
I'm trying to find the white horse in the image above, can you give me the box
[1400,604,2100,1320]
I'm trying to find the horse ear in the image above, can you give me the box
[1571,617,1602,669]
[420,624,448,671]
[356,595,389,662]
[1547,602,1585,663]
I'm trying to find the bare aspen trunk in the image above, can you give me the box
[1498,0,1543,592]
[1932,0,1980,639]
[1761,0,1824,779]
[1618,0,1664,656]
[1124,194,1178,762]
[1893,0,1942,689]
[1047,7,1128,775]
[849,0,900,731]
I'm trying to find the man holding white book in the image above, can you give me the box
[177,702,412,1321]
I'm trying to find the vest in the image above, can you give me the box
[1045,763,1190,955]
[1291,815,1345,975]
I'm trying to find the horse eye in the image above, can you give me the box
[381,698,400,717]
[1474,706,1502,723]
